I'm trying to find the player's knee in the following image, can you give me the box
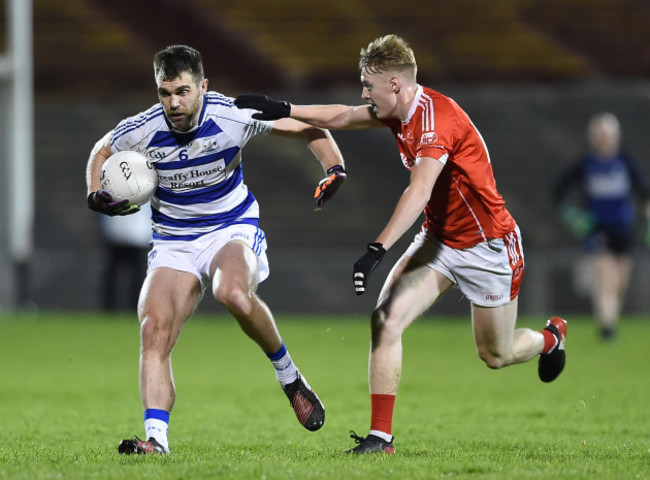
[214,284,253,317]
[370,306,400,347]
[140,313,174,352]
[478,349,510,369]
[370,307,387,333]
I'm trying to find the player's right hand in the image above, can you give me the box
[353,242,386,295]
[234,93,291,120]
[87,190,140,216]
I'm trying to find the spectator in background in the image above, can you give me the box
[553,112,650,340]
[98,203,151,311]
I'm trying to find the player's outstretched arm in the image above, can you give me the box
[235,93,381,130]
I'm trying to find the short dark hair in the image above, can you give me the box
[153,45,204,84]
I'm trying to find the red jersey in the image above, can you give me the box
[381,86,516,249]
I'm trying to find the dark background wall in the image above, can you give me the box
[2,0,650,316]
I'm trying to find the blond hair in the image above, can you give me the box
[359,34,417,77]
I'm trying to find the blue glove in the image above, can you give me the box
[314,165,347,208]
[353,242,386,295]
[87,190,140,216]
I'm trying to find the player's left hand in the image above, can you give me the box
[234,93,291,120]
[353,242,386,295]
[314,165,347,208]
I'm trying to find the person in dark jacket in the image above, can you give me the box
[553,112,650,340]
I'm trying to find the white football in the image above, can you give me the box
[100,151,158,206]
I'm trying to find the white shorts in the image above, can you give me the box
[403,226,525,307]
[147,223,269,289]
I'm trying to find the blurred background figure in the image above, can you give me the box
[97,203,152,311]
[553,113,650,340]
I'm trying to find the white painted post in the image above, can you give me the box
[1,0,34,308]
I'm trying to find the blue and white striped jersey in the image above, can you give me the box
[109,91,273,241]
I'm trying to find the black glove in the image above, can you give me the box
[314,165,347,208]
[234,93,291,120]
[87,190,139,216]
[353,242,386,295]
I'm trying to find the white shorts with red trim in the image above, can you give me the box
[146,223,269,289]
[403,226,524,307]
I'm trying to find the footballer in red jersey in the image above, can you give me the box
[236,34,567,455]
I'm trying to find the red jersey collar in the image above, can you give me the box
[402,84,423,124]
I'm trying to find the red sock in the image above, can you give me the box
[541,329,558,354]
[370,394,396,435]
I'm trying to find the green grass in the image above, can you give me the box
[0,311,648,479]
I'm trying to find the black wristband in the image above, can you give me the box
[367,242,386,259]
[279,100,291,118]
[326,165,347,175]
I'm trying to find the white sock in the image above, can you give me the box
[267,343,299,386]
[369,429,393,442]
[144,418,169,451]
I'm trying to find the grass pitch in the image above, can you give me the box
[0,311,648,479]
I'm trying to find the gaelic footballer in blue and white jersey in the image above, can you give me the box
[110,91,273,241]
